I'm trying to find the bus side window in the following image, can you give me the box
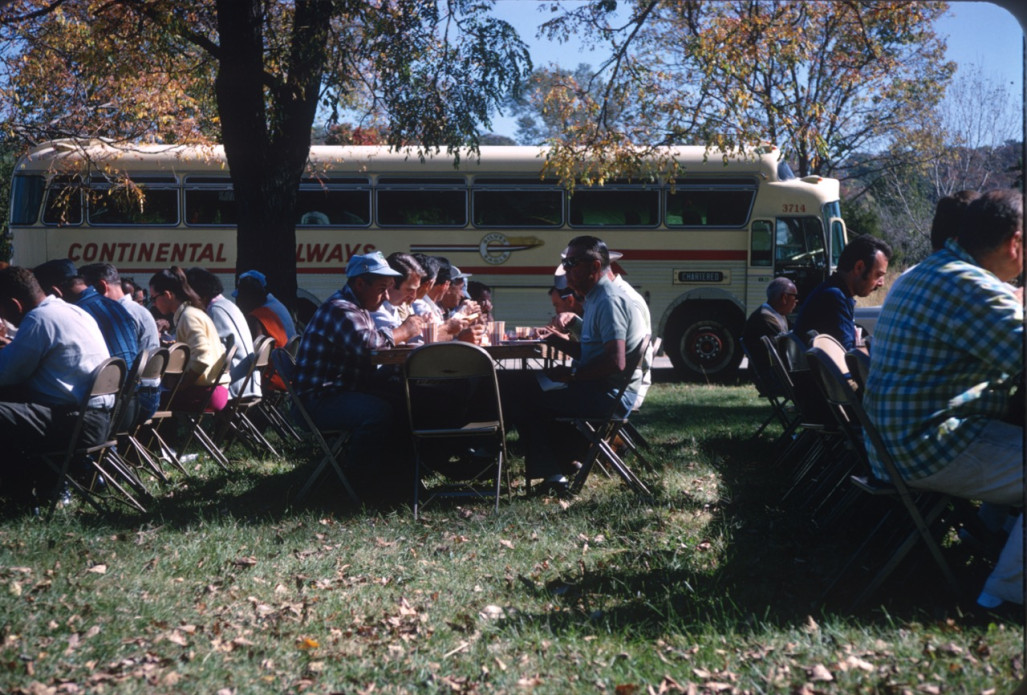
[11,174,45,225]
[297,179,370,226]
[88,178,179,226]
[750,220,773,266]
[472,189,562,227]
[42,178,83,226]
[377,186,466,227]
[568,189,658,227]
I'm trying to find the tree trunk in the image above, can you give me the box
[213,0,332,312]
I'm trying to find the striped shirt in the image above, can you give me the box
[292,286,394,400]
[864,239,1023,480]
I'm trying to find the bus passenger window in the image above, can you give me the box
[88,178,178,226]
[377,187,466,227]
[472,189,561,227]
[569,189,658,227]
[666,180,757,228]
[296,185,369,226]
[10,174,45,226]
[42,178,83,226]
[186,187,237,225]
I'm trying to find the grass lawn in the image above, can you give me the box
[0,378,1022,693]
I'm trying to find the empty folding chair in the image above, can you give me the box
[121,346,172,481]
[404,342,509,519]
[807,346,959,609]
[270,347,358,505]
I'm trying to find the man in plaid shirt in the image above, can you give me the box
[293,252,419,483]
[865,189,1023,609]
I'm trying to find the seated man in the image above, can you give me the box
[0,266,112,498]
[742,276,798,392]
[793,234,891,349]
[501,236,646,496]
[233,269,297,340]
[291,252,413,490]
[372,252,425,345]
[864,189,1023,609]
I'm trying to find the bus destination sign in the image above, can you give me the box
[676,270,727,284]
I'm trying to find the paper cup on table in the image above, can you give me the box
[491,321,505,344]
[422,322,438,344]
[515,326,531,339]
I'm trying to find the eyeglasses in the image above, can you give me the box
[561,255,594,271]
[784,292,798,298]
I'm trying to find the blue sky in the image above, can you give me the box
[487,0,1025,140]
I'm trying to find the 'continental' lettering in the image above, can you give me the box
[66,242,230,265]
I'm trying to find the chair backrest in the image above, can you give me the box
[91,356,128,400]
[811,333,850,376]
[404,342,505,429]
[607,334,651,419]
[230,339,271,403]
[845,349,870,393]
[140,346,170,381]
[761,335,795,397]
[160,342,191,404]
[777,331,809,372]
[284,334,302,358]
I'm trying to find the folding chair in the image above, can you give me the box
[741,336,797,442]
[403,342,509,519]
[120,346,172,481]
[136,342,191,475]
[172,345,236,470]
[806,346,960,609]
[270,347,358,505]
[39,357,147,518]
[216,336,281,458]
[845,349,870,395]
[617,336,662,462]
[558,335,653,499]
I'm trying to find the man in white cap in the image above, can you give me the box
[292,251,417,490]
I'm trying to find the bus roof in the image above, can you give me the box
[16,140,788,182]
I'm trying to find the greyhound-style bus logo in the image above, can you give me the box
[479,232,544,265]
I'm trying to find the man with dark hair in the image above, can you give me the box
[232,270,296,340]
[503,235,647,495]
[79,262,162,425]
[793,234,892,349]
[292,251,409,482]
[865,188,1023,610]
[0,266,112,496]
[33,259,139,369]
[371,252,425,344]
[930,190,980,252]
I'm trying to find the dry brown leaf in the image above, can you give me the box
[87,564,107,575]
[809,663,833,681]
[232,557,257,568]
[616,684,639,695]
[499,539,515,550]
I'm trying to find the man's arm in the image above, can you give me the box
[549,339,625,383]
[0,315,44,387]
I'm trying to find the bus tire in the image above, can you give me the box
[665,305,744,382]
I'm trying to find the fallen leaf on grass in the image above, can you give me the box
[809,664,833,681]
[297,637,319,650]
[87,564,107,575]
[479,605,505,620]
[232,557,257,568]
[499,539,515,550]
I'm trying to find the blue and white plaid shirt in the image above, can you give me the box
[864,238,1023,481]
[292,286,394,401]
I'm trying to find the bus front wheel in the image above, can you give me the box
[665,306,743,382]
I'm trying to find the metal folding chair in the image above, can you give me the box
[135,342,191,475]
[172,344,236,470]
[806,346,960,609]
[270,347,358,505]
[39,357,148,517]
[403,342,509,519]
[557,335,653,499]
[216,336,280,458]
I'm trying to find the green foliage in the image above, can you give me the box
[0,382,1020,692]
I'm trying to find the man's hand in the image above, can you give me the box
[394,314,424,344]
[456,323,485,344]
[548,312,578,332]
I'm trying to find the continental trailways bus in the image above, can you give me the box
[7,141,847,381]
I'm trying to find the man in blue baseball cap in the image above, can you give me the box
[233,270,297,339]
[291,251,416,499]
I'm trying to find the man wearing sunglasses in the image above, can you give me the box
[502,235,647,497]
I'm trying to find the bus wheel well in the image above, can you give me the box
[664,302,745,382]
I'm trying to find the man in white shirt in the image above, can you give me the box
[0,266,112,498]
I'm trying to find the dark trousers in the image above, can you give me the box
[0,400,111,495]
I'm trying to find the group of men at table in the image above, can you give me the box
[745,188,1024,611]
[291,236,650,499]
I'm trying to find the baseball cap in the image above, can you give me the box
[558,246,623,261]
[346,251,402,278]
[33,258,79,290]
[450,265,471,281]
[232,269,267,297]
